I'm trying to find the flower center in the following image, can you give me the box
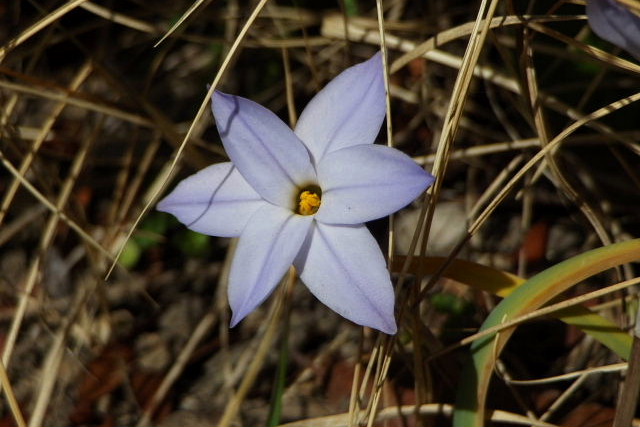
[297,190,321,216]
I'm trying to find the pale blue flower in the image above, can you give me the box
[587,0,640,60]
[158,53,434,334]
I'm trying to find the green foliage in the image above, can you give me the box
[120,213,169,268]
[175,229,212,258]
[431,292,474,317]
[453,239,640,427]
[120,213,211,268]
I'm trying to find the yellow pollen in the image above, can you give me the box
[298,191,321,215]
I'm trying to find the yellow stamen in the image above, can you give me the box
[298,190,321,215]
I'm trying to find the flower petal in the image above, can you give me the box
[229,204,313,326]
[587,0,640,60]
[315,145,434,225]
[157,162,265,237]
[294,53,386,165]
[294,223,396,334]
[212,91,316,208]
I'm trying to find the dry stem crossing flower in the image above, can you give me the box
[158,53,434,334]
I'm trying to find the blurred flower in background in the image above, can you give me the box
[586,0,640,59]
